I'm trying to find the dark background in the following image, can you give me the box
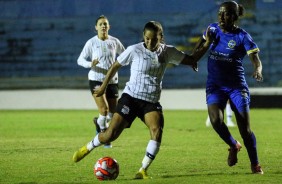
[0,0,281,89]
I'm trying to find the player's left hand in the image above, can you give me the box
[253,71,263,82]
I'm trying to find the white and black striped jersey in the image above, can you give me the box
[77,35,125,84]
[117,42,185,103]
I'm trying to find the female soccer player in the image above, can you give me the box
[77,15,125,147]
[73,21,201,179]
[193,1,263,174]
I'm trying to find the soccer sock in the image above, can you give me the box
[212,123,237,147]
[97,114,107,130]
[140,140,160,171]
[106,112,113,128]
[107,112,113,122]
[87,134,102,151]
[206,116,211,126]
[226,103,233,123]
[243,132,259,164]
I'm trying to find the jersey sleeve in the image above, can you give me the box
[116,39,125,55]
[166,45,185,65]
[242,32,260,55]
[77,40,92,68]
[203,23,217,40]
[117,45,134,66]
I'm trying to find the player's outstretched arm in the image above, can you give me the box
[191,27,213,63]
[249,52,263,82]
[94,61,122,97]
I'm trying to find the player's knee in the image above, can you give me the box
[150,126,163,139]
[210,116,221,126]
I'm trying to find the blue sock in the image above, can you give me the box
[213,123,237,147]
[244,132,259,164]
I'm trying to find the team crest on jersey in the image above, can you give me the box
[107,43,114,50]
[121,105,130,115]
[227,40,236,49]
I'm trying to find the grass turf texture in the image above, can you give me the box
[0,109,281,184]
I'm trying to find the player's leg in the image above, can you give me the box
[73,113,128,162]
[208,104,242,166]
[103,84,119,148]
[206,87,241,167]
[73,93,134,163]
[105,84,119,124]
[231,89,263,174]
[208,104,237,147]
[135,104,163,179]
[90,81,108,131]
[93,93,108,130]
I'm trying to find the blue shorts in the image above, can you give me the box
[206,85,250,112]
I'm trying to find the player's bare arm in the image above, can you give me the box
[249,52,263,82]
[94,61,122,97]
[191,27,213,63]
[180,54,198,72]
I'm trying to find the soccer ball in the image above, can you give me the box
[94,156,119,180]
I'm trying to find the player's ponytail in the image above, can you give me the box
[238,4,245,17]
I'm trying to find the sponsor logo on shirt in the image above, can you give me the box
[209,50,232,62]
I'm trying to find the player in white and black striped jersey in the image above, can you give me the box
[77,15,125,147]
[73,21,206,178]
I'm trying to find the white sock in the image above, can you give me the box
[206,116,211,126]
[106,112,113,128]
[97,114,107,130]
[87,134,102,151]
[141,140,160,170]
[226,103,233,123]
[107,112,113,122]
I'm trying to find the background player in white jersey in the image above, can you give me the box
[73,21,204,179]
[77,15,125,147]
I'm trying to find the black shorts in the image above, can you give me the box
[89,80,119,99]
[116,93,163,128]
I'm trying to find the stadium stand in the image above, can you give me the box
[0,0,281,89]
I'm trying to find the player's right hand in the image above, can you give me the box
[91,59,99,67]
[93,86,105,97]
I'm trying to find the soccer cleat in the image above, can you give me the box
[251,164,264,174]
[73,145,91,162]
[227,141,242,166]
[134,168,150,179]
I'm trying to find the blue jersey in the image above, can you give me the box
[203,23,259,88]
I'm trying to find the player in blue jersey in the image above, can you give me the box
[193,1,263,174]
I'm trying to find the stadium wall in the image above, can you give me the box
[0,88,281,110]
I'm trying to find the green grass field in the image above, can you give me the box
[0,109,281,184]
